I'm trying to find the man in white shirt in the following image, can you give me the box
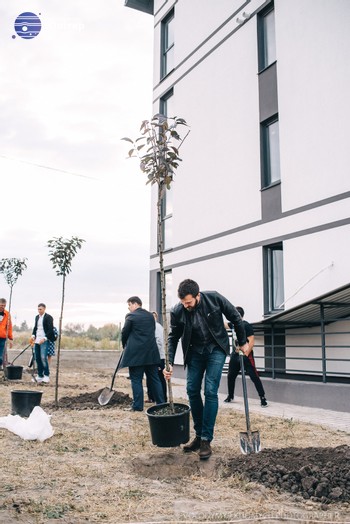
[31,303,55,383]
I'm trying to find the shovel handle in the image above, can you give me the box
[109,350,124,390]
[10,344,32,365]
[239,350,251,432]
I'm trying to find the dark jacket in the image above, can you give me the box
[32,313,55,342]
[119,307,160,368]
[168,291,246,366]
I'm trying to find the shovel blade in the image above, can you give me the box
[239,430,261,455]
[98,387,115,406]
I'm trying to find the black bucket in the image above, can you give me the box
[5,365,23,380]
[11,390,43,417]
[146,402,191,447]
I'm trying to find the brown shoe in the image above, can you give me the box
[198,440,212,460]
[183,436,201,453]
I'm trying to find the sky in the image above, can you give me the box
[0,1,155,328]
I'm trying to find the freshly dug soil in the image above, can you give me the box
[43,389,132,410]
[225,444,350,505]
[150,403,189,416]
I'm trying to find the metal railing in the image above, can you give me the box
[223,322,350,383]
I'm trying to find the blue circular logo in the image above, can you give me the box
[14,12,41,39]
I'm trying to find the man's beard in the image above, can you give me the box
[186,298,199,311]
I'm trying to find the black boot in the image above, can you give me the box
[198,440,212,460]
[183,436,201,452]
[224,396,233,403]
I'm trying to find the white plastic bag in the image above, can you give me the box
[0,406,54,441]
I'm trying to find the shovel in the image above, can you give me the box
[9,344,32,365]
[98,351,124,406]
[239,350,261,454]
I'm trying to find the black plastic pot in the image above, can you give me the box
[5,365,23,380]
[11,390,43,417]
[146,402,191,447]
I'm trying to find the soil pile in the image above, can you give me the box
[43,389,132,410]
[226,444,350,505]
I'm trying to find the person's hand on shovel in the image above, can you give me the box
[237,342,250,357]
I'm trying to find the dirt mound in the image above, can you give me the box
[225,445,350,505]
[43,389,132,410]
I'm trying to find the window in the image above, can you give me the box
[261,117,280,187]
[258,5,276,71]
[264,243,284,313]
[161,10,174,79]
[160,89,174,119]
[158,270,173,325]
[159,89,174,251]
[161,189,173,250]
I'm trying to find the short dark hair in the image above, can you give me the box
[38,303,46,308]
[127,296,142,306]
[177,279,200,299]
[236,306,244,318]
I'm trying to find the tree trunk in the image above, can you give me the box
[3,285,14,367]
[157,183,175,412]
[55,275,66,407]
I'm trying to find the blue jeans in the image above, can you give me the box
[129,364,165,411]
[0,338,6,366]
[186,347,226,442]
[34,341,49,378]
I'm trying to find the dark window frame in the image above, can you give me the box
[161,9,174,79]
[161,191,173,252]
[263,242,285,314]
[257,2,276,73]
[159,88,174,118]
[260,114,280,189]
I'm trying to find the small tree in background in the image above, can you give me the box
[123,114,189,412]
[48,236,85,406]
[0,257,27,365]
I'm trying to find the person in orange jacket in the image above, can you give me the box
[0,298,13,369]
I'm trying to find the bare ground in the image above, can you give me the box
[0,367,350,524]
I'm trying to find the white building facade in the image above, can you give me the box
[126,0,350,397]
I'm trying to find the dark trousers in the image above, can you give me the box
[146,359,167,402]
[227,351,265,399]
[129,364,165,411]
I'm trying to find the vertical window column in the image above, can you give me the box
[159,89,174,251]
[257,2,281,219]
[161,9,174,79]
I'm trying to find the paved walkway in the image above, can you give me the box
[170,377,350,433]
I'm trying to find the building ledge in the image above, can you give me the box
[124,0,154,15]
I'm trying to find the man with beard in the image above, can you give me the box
[164,279,248,459]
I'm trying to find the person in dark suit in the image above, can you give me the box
[31,303,55,384]
[120,296,165,411]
